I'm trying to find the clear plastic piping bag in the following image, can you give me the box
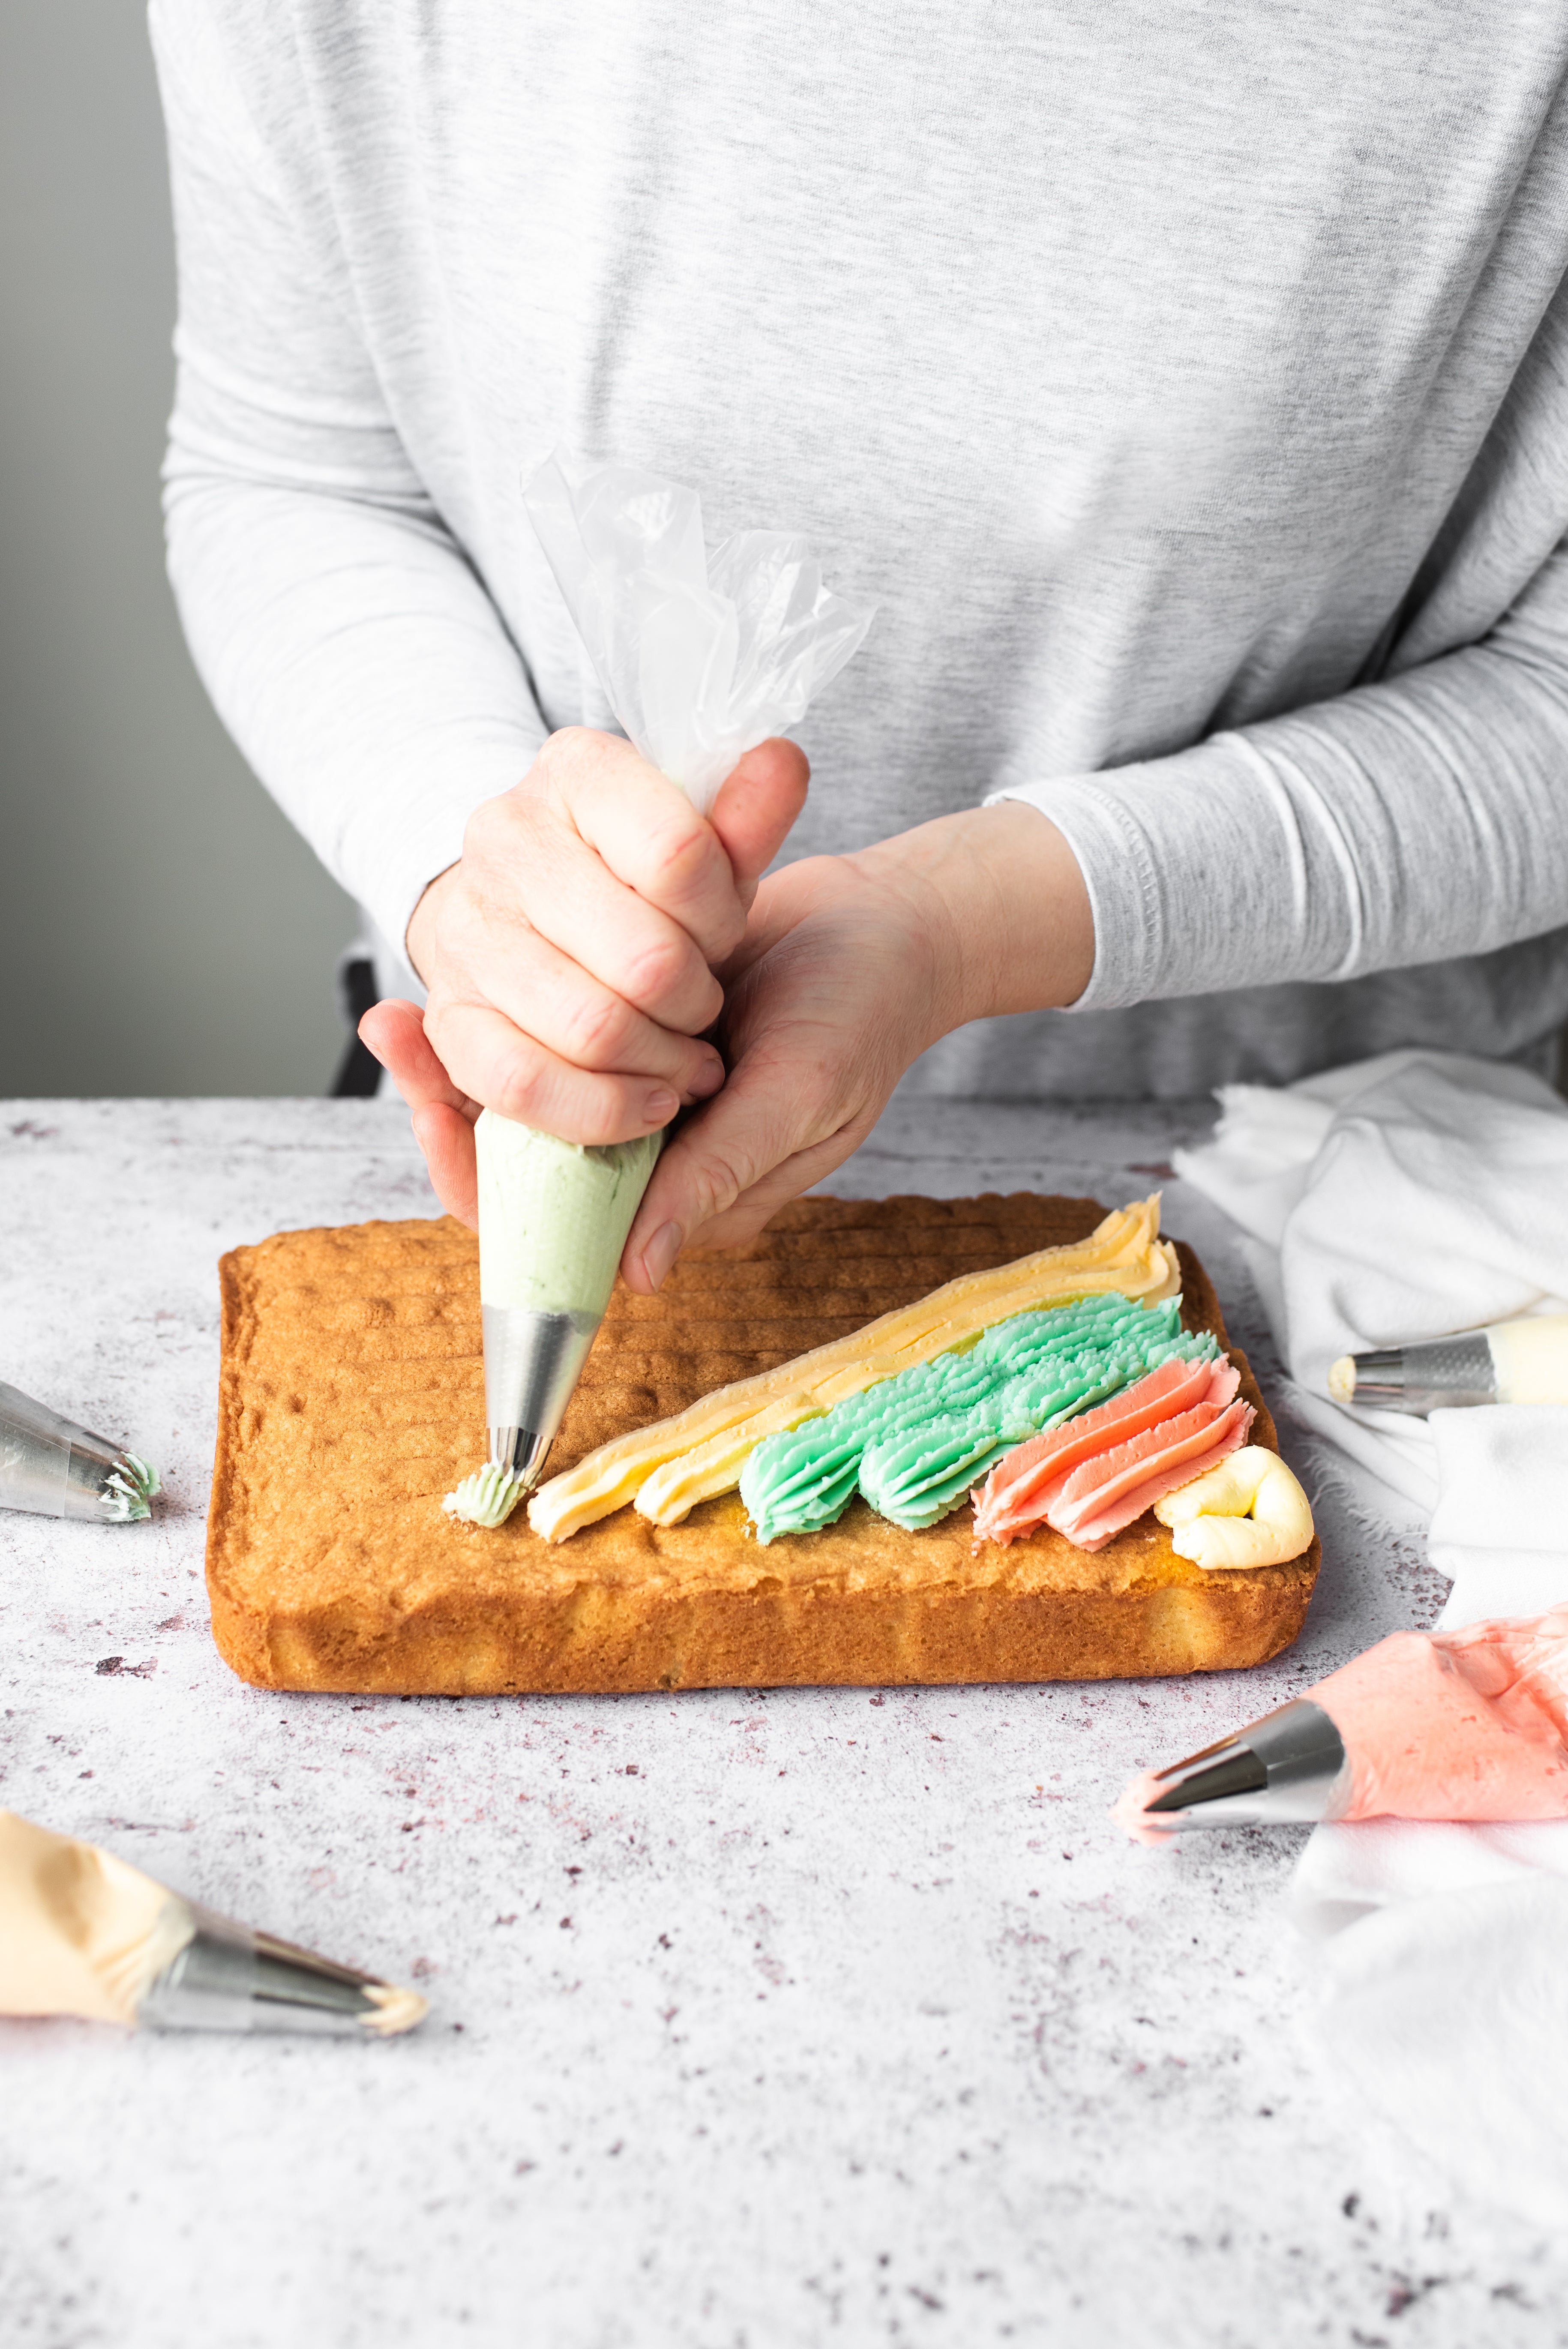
[525,451,875,815]
[0,1381,160,1523]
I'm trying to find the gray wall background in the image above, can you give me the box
[0,1,360,1096]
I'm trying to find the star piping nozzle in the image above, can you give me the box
[0,1379,161,1523]
[138,1903,428,2038]
[483,1304,603,1490]
[1328,1312,1568,1415]
[1120,1698,1351,1839]
[1327,1333,1497,1416]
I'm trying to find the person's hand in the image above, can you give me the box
[359,728,808,1222]
[617,799,1094,1289]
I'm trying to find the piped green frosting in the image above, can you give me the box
[443,1462,525,1529]
[740,1294,1217,1540]
[101,1453,160,1524]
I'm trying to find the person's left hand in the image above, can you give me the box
[615,798,1094,1290]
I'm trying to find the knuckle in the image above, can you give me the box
[463,794,509,860]
[619,935,697,1011]
[560,1083,637,1148]
[708,902,747,959]
[492,1073,543,1128]
[493,1048,624,1147]
[683,1142,753,1223]
[549,724,597,759]
[642,810,718,899]
[490,1042,549,1127]
[543,725,609,795]
[561,988,632,1070]
[420,1002,462,1072]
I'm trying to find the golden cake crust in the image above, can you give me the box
[205,1194,1319,1693]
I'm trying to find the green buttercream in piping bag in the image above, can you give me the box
[475,1115,663,1318]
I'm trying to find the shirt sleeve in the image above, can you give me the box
[150,0,547,970]
[991,535,1568,1013]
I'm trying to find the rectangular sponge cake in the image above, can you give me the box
[206,1194,1319,1694]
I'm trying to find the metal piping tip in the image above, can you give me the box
[487,1424,553,1492]
[1132,1698,1350,1834]
[1330,1334,1496,1417]
[481,1305,601,1494]
[138,1904,428,2037]
[83,1448,162,1523]
[0,1380,161,1524]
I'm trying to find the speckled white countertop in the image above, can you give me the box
[2,1095,1563,2349]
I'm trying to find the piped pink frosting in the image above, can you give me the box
[974,1357,1252,1552]
[1111,1769,1178,1846]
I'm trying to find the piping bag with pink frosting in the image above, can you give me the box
[1115,1604,1568,1844]
[0,1811,428,2035]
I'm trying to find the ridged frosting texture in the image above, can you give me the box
[529,1194,1180,1541]
[972,1356,1253,1552]
[740,1295,1217,1540]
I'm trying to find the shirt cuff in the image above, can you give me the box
[348,728,547,972]
[985,731,1310,1013]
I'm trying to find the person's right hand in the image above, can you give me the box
[359,727,809,1223]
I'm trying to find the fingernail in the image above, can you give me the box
[643,1088,680,1125]
[641,1221,684,1290]
[689,1054,725,1100]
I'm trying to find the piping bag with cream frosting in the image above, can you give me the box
[1115,1603,1568,1843]
[0,1811,427,2037]
[446,452,874,1528]
[1329,1312,1568,1413]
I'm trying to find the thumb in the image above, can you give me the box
[707,738,809,910]
[619,1054,805,1292]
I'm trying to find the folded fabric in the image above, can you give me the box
[1175,1046,1568,1593]
[1174,1046,1568,2226]
[1426,1406,1568,1630]
[1292,1828,1568,2231]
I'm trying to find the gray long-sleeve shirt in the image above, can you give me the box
[152,0,1568,1097]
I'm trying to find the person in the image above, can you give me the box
[152,3,1568,1294]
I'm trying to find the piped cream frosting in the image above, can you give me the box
[1153,1444,1314,1568]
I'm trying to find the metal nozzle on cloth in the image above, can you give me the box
[140,1903,426,2037]
[0,1379,160,1523]
[1328,1312,1568,1415]
[1328,1334,1496,1416]
[483,1305,602,1490]
[1137,1698,1351,1833]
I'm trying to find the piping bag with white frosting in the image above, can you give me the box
[1115,1603,1568,1843]
[446,452,875,1528]
[0,1812,427,2037]
[0,1380,159,1523]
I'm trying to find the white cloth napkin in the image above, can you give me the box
[1175,1047,1568,2223]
